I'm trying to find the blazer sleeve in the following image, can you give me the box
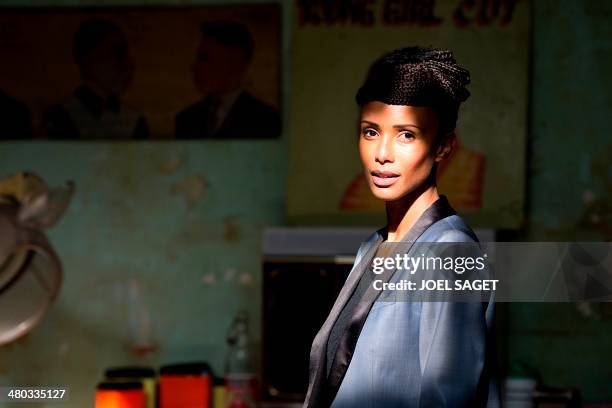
[417,229,500,408]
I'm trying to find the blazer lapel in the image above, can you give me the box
[325,195,456,403]
[303,228,384,407]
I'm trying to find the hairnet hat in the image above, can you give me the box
[355,46,471,108]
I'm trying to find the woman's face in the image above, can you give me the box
[359,101,450,202]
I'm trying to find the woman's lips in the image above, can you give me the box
[371,170,400,187]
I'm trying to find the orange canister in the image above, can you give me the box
[95,381,145,408]
[104,366,156,408]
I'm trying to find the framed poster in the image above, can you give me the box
[0,4,281,140]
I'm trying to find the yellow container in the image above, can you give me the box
[213,383,227,408]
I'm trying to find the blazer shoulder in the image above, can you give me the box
[419,214,479,243]
[353,229,383,261]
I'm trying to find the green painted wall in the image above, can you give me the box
[0,141,288,406]
[505,0,612,403]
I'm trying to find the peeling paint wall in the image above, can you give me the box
[0,141,287,406]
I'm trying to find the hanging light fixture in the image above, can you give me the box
[0,171,74,345]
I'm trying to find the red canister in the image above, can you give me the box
[159,362,212,408]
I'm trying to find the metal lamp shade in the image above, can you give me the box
[0,204,62,345]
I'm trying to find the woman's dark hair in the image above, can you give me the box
[355,46,471,137]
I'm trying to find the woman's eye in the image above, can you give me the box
[399,131,415,141]
[362,128,378,138]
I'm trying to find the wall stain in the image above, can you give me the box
[159,157,184,175]
[171,175,206,208]
[223,215,241,242]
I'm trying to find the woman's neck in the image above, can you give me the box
[384,184,440,242]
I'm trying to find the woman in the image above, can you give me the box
[303,47,499,407]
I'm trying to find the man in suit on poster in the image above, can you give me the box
[44,18,148,140]
[175,21,281,140]
[0,90,32,139]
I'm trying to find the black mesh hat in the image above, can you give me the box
[355,46,471,133]
[356,46,470,106]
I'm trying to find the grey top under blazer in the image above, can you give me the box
[303,195,500,408]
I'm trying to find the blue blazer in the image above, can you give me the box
[304,196,500,408]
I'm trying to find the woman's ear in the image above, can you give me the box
[435,131,456,162]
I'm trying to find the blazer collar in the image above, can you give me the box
[304,195,456,407]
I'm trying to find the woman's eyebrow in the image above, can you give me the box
[360,120,379,129]
[393,124,423,130]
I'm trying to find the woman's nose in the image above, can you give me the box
[375,134,394,164]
